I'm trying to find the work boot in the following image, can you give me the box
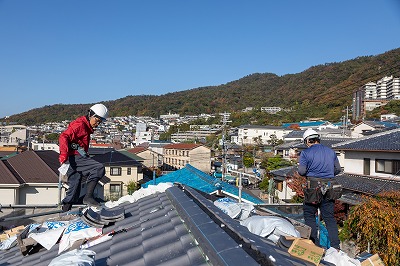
[62,203,72,212]
[83,181,101,207]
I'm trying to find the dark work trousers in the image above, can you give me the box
[62,155,105,204]
[303,198,340,249]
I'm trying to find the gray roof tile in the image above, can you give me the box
[333,128,400,151]
[336,174,400,195]
[0,185,312,266]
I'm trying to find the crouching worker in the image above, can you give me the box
[59,103,109,212]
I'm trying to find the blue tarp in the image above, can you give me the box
[143,164,264,204]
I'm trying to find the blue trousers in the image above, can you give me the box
[62,155,105,204]
[303,198,340,249]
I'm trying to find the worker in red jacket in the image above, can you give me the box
[59,103,109,212]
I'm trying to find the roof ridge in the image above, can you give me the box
[332,127,400,148]
[33,151,59,179]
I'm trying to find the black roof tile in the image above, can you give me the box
[333,128,400,151]
[0,185,313,266]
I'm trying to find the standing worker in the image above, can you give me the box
[298,129,342,250]
[59,103,109,212]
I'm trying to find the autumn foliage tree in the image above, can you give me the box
[287,171,306,201]
[342,191,400,265]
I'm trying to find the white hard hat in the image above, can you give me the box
[90,103,109,121]
[302,128,320,142]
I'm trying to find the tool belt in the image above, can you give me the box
[303,177,342,204]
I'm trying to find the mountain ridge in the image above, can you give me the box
[7,48,400,125]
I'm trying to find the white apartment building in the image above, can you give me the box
[363,81,377,99]
[376,76,392,99]
[30,141,59,152]
[387,77,400,99]
[235,125,289,146]
[260,107,282,114]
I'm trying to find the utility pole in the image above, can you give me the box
[152,152,156,185]
[220,112,231,181]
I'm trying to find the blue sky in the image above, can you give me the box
[1,0,400,118]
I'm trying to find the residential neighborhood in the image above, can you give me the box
[1,78,400,265]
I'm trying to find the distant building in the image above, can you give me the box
[234,125,289,145]
[30,141,59,152]
[163,143,211,173]
[260,106,282,114]
[352,76,400,120]
[0,125,27,147]
[135,122,152,145]
[170,128,220,143]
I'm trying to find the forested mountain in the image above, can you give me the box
[7,48,400,125]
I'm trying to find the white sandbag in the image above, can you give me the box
[214,198,255,220]
[240,216,300,243]
[323,247,361,266]
[30,226,66,250]
[58,219,102,254]
[49,249,96,266]
[0,235,17,250]
[214,198,242,219]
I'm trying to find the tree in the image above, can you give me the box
[262,155,294,171]
[258,177,269,192]
[243,154,254,168]
[286,171,306,201]
[253,135,263,146]
[267,134,283,147]
[341,191,400,265]
[126,180,139,195]
[45,133,60,142]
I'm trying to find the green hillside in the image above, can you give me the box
[7,48,400,125]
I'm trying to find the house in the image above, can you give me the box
[163,143,211,173]
[333,128,400,180]
[92,151,143,200]
[0,150,110,205]
[0,125,27,147]
[269,166,297,202]
[0,151,59,205]
[29,141,59,152]
[332,128,400,204]
[126,146,163,169]
[234,125,289,146]
[381,113,398,121]
[0,183,312,266]
[351,121,384,138]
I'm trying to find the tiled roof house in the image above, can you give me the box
[126,146,163,169]
[0,151,60,205]
[0,151,110,206]
[332,128,400,202]
[92,151,143,200]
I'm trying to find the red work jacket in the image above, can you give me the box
[58,116,94,164]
